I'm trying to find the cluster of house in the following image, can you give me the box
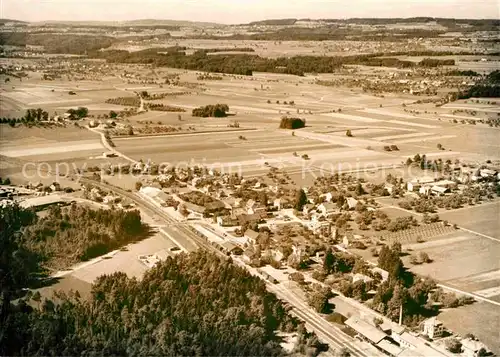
[84,186,133,209]
[405,178,458,196]
[402,166,499,197]
[345,314,489,357]
[346,314,448,357]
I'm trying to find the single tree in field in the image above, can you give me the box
[323,248,336,274]
[294,189,308,211]
[345,129,353,137]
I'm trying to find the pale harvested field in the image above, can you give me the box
[402,231,500,298]
[438,303,500,354]
[71,231,177,283]
[438,201,500,239]
[320,112,381,123]
[0,126,96,142]
[0,126,104,167]
[342,127,416,138]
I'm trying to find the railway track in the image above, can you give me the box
[79,178,226,258]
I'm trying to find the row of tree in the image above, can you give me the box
[0,246,324,356]
[192,104,229,117]
[94,49,458,77]
[0,32,114,54]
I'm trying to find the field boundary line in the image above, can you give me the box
[437,283,500,307]
[458,226,500,243]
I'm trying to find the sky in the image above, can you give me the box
[2,0,499,23]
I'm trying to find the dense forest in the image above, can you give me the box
[1,249,324,356]
[94,48,459,76]
[1,204,323,356]
[0,32,114,54]
[1,204,147,271]
[456,70,500,99]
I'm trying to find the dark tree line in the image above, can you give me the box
[94,48,459,77]
[446,69,480,77]
[454,70,500,100]
[4,204,147,270]
[146,103,186,112]
[1,108,49,125]
[192,104,229,117]
[1,249,324,356]
[0,32,114,54]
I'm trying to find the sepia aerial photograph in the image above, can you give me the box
[0,0,499,355]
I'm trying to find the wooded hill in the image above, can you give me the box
[1,251,324,356]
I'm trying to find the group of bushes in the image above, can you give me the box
[197,74,223,80]
[279,117,306,129]
[192,104,229,117]
[145,103,186,112]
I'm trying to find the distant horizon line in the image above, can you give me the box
[2,16,499,25]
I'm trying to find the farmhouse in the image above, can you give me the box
[244,229,261,244]
[237,213,262,225]
[430,185,450,196]
[384,183,396,194]
[184,202,206,215]
[407,177,435,192]
[421,317,445,339]
[346,197,359,210]
[218,241,243,255]
[273,197,291,210]
[217,215,239,227]
[302,203,316,215]
[318,202,338,216]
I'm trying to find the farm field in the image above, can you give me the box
[70,230,178,283]
[438,201,500,239]
[402,231,500,300]
[438,303,500,355]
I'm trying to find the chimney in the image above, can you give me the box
[398,304,403,326]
